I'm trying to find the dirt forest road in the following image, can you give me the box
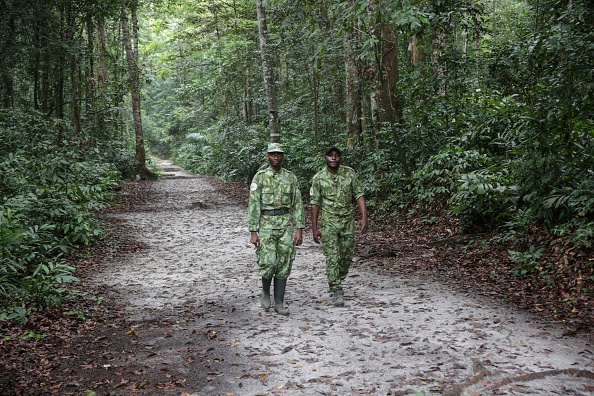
[87,160,594,396]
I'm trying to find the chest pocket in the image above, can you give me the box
[339,179,354,204]
[324,177,351,205]
[279,184,292,206]
[261,183,293,207]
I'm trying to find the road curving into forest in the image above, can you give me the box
[84,159,594,396]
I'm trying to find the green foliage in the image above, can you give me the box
[449,164,517,233]
[99,141,138,181]
[0,307,28,324]
[135,0,594,302]
[22,331,44,340]
[18,261,79,311]
[509,246,545,278]
[351,139,407,213]
[174,119,268,184]
[409,146,490,207]
[0,109,123,320]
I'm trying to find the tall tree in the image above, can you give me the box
[368,0,407,173]
[256,0,280,143]
[122,5,156,180]
[344,14,362,146]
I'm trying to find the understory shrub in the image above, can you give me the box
[449,163,517,233]
[408,146,491,210]
[0,109,123,321]
[173,119,267,183]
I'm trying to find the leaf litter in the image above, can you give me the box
[1,159,593,396]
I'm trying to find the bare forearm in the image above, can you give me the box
[357,196,367,220]
[311,205,320,229]
[357,196,368,233]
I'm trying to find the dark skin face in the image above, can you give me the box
[324,149,341,174]
[266,151,284,171]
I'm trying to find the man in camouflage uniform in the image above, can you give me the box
[310,145,368,307]
[248,143,305,315]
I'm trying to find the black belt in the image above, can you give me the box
[261,208,290,216]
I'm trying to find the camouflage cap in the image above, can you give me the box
[267,142,285,153]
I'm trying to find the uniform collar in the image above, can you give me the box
[267,166,283,175]
[325,166,340,176]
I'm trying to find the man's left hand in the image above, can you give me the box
[358,218,368,234]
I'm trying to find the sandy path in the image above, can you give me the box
[91,160,594,395]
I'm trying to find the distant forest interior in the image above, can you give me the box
[0,0,592,326]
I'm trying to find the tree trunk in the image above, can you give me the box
[369,1,408,175]
[344,22,361,147]
[433,31,447,95]
[70,53,82,134]
[0,7,15,108]
[312,48,320,150]
[41,49,50,114]
[85,14,94,123]
[35,0,50,114]
[95,21,110,134]
[122,6,157,180]
[256,0,280,143]
[243,67,252,123]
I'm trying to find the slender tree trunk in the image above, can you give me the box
[344,22,361,147]
[34,26,40,110]
[243,68,252,123]
[256,0,280,143]
[55,6,67,120]
[312,51,319,149]
[95,21,109,133]
[433,30,447,95]
[410,35,419,65]
[36,0,50,114]
[85,14,94,124]
[63,2,82,134]
[369,4,383,147]
[0,1,15,108]
[70,53,82,134]
[122,6,157,180]
[55,63,64,119]
[369,1,408,175]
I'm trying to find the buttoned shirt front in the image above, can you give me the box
[310,165,364,221]
[248,167,305,232]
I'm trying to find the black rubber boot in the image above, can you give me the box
[273,278,289,316]
[332,289,344,307]
[261,277,272,310]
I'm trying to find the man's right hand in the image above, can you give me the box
[312,227,322,244]
[250,231,260,247]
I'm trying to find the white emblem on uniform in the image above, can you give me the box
[250,182,258,192]
[309,186,314,196]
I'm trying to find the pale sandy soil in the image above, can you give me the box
[89,159,594,396]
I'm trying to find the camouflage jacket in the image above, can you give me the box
[310,165,364,220]
[248,167,305,232]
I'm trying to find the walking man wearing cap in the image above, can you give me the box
[310,146,368,307]
[248,143,305,315]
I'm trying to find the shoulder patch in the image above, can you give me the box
[250,182,258,192]
[309,186,314,196]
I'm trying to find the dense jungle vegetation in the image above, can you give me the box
[0,0,592,324]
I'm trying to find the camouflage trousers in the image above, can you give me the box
[256,227,296,280]
[321,218,355,292]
